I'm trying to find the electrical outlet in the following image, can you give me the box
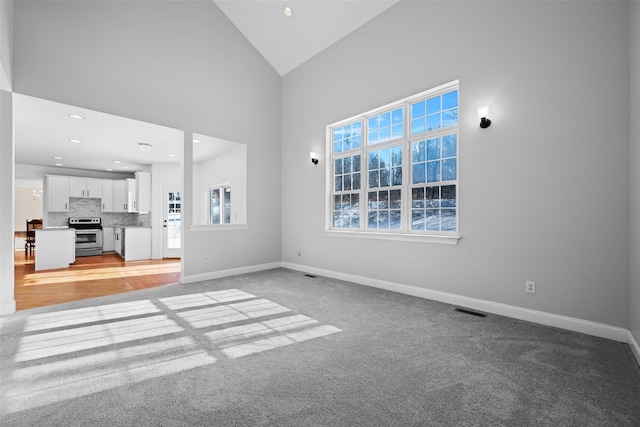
[526,281,536,294]
[204,256,209,263]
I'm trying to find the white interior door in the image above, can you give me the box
[163,187,182,258]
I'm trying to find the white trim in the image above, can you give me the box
[629,331,640,367]
[180,261,279,284]
[325,230,460,245]
[281,262,630,343]
[188,224,249,232]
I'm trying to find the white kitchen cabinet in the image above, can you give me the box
[120,227,151,261]
[102,227,114,251]
[112,180,128,212]
[113,228,123,255]
[135,172,151,213]
[101,180,113,211]
[69,177,102,198]
[35,228,75,271]
[126,178,137,212]
[45,175,70,212]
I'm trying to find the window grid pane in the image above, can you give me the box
[412,134,457,185]
[210,189,220,225]
[410,185,456,231]
[334,154,362,193]
[368,107,403,145]
[333,193,360,229]
[368,145,402,189]
[333,121,363,154]
[411,90,458,135]
[367,190,401,230]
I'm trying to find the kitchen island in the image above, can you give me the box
[113,227,151,261]
[35,228,75,271]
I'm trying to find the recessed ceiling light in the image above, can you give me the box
[168,154,175,158]
[138,142,153,152]
[52,156,62,160]
[122,166,129,169]
[55,163,63,166]
[106,168,113,171]
[193,139,201,143]
[114,160,121,164]
[68,114,84,120]
[69,139,82,144]
[283,6,293,17]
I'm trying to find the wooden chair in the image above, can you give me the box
[25,219,43,255]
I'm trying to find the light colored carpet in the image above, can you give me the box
[1,268,639,426]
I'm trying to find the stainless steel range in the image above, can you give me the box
[69,218,103,257]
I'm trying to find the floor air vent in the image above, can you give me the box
[454,307,487,318]
[304,274,317,278]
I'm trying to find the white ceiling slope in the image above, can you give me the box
[213,0,400,76]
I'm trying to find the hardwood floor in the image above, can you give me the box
[14,250,181,310]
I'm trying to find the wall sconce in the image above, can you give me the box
[477,105,492,129]
[310,152,319,165]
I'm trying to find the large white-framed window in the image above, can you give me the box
[326,80,459,243]
[208,184,231,225]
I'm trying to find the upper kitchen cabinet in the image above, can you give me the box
[126,178,136,212]
[69,177,102,198]
[101,180,113,211]
[113,180,128,212]
[125,173,151,213]
[44,175,69,212]
[135,172,151,213]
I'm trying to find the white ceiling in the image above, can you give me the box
[214,0,400,76]
[14,1,398,177]
[14,94,184,174]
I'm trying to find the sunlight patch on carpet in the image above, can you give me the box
[23,300,161,332]
[2,288,341,416]
[4,337,215,414]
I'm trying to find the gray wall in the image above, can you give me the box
[630,1,640,344]
[0,0,11,91]
[12,1,282,278]
[281,1,631,327]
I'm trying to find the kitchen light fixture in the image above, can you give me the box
[55,163,63,166]
[310,151,319,165]
[69,139,82,144]
[283,6,293,17]
[477,105,491,129]
[114,160,121,164]
[193,139,201,143]
[52,156,62,160]
[68,114,84,120]
[122,166,129,169]
[106,168,113,171]
[138,142,153,152]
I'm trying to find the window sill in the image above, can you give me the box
[325,230,460,245]
[188,224,249,232]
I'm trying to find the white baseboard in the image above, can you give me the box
[181,262,281,284]
[281,262,630,344]
[629,331,640,367]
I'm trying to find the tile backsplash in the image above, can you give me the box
[48,198,151,227]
